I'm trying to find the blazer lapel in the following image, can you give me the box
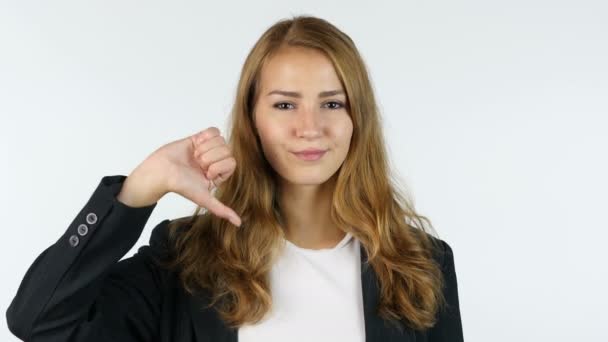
[360,244,416,342]
[187,244,414,342]
[188,289,238,342]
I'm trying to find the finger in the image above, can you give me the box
[208,178,218,191]
[194,135,226,153]
[202,195,242,227]
[194,127,221,145]
[193,138,227,168]
[205,158,236,184]
[181,176,239,226]
[192,142,229,164]
[178,168,232,219]
[194,146,232,174]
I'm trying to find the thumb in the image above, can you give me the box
[201,195,242,227]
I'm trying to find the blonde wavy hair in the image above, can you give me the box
[162,15,447,332]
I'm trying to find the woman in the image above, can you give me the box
[7,15,463,342]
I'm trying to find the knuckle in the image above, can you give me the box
[208,127,220,136]
[201,129,217,140]
[199,154,209,166]
[207,162,217,173]
[200,132,212,141]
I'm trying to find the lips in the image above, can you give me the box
[292,149,327,161]
[293,148,327,154]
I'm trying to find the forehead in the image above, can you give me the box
[259,46,342,91]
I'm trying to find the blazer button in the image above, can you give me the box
[69,235,79,247]
[77,224,88,236]
[86,213,98,225]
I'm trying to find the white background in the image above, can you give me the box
[1,1,607,341]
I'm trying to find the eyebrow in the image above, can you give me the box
[266,89,345,98]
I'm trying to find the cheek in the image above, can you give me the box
[255,113,273,142]
[258,120,283,147]
[334,117,353,147]
[256,117,285,159]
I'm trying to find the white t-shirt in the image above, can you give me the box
[238,232,366,342]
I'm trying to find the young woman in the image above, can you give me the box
[7,15,463,342]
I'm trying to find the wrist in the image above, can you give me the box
[116,168,166,208]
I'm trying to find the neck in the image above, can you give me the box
[279,177,345,250]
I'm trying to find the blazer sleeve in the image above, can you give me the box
[6,175,172,342]
[427,240,464,342]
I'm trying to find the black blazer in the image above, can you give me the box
[6,175,464,342]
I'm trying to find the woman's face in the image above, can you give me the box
[253,46,353,187]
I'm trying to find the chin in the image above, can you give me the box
[281,171,336,186]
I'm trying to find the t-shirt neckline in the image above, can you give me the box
[285,232,353,253]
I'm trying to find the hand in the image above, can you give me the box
[117,127,242,227]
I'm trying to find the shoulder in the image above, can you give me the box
[142,215,196,263]
[412,228,456,272]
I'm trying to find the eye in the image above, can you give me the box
[272,101,346,110]
[273,102,295,110]
[323,101,345,110]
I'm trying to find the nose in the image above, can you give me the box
[295,106,322,138]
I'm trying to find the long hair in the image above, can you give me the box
[162,15,447,331]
